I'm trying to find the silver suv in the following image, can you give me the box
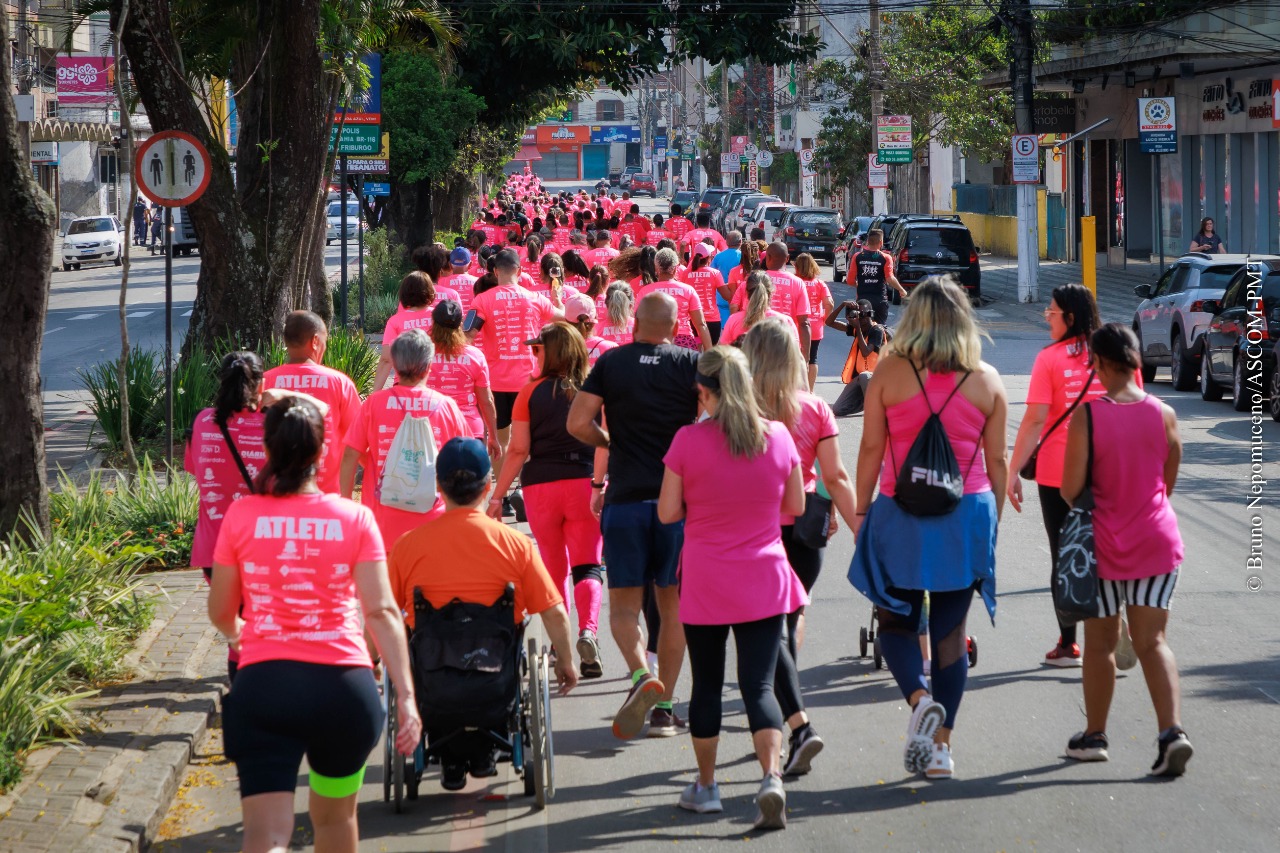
[1133,253,1272,390]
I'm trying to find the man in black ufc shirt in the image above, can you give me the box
[853,229,907,324]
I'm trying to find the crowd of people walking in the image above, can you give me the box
[187,173,1192,850]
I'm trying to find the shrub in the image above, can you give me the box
[323,326,380,396]
[362,291,400,336]
[78,346,165,451]
[167,351,221,443]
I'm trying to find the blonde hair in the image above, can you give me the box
[698,346,767,458]
[889,276,986,373]
[742,318,805,428]
[743,270,774,327]
[605,281,634,327]
[793,253,820,281]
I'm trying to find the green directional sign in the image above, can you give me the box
[330,123,381,154]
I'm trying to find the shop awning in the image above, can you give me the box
[515,144,542,161]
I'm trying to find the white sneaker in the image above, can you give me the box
[904,696,945,774]
[925,742,953,779]
[678,781,723,814]
[753,774,786,831]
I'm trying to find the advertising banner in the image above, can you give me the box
[1138,97,1177,154]
[876,115,912,164]
[590,125,641,144]
[334,54,381,124]
[537,124,590,145]
[56,57,114,106]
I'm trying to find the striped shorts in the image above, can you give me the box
[1098,568,1180,617]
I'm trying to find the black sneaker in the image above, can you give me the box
[469,751,498,779]
[441,762,467,791]
[1066,730,1110,762]
[782,724,824,776]
[502,497,515,518]
[1150,728,1193,777]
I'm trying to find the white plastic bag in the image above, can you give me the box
[378,415,438,513]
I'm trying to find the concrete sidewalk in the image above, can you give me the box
[0,571,226,853]
[979,254,1157,327]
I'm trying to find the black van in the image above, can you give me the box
[885,219,980,301]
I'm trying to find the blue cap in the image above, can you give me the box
[449,246,471,266]
[436,437,491,482]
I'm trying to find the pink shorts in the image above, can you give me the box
[522,478,603,593]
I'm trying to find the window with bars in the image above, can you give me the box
[597,100,623,121]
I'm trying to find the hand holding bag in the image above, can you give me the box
[1021,369,1095,480]
[1054,404,1100,624]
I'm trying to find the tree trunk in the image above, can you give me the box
[389,178,433,256]
[116,0,336,355]
[432,172,474,237]
[113,3,139,474]
[0,8,56,540]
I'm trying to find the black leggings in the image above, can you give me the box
[1038,483,1077,647]
[643,582,661,655]
[877,587,974,730]
[684,616,785,739]
[706,321,722,346]
[778,523,823,691]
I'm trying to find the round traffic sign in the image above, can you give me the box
[799,147,815,165]
[744,143,759,157]
[756,150,774,168]
[136,130,211,207]
[1013,134,1037,157]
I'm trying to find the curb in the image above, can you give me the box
[0,571,225,853]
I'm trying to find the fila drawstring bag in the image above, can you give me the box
[890,367,978,517]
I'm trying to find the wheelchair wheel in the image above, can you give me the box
[967,636,978,669]
[859,626,868,658]
[383,673,404,811]
[873,635,883,671]
[523,760,536,797]
[527,639,555,808]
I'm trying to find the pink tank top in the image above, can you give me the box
[1088,395,1184,580]
[879,370,991,497]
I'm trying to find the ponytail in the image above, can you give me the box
[214,351,264,428]
[526,235,542,264]
[605,281,634,327]
[698,347,766,458]
[638,245,657,287]
[744,270,773,328]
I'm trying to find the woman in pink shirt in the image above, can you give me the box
[210,396,420,853]
[562,250,592,293]
[1060,323,1191,776]
[341,329,473,550]
[849,276,1008,781]
[520,236,545,281]
[793,253,834,390]
[375,271,460,391]
[636,248,712,351]
[428,299,499,455]
[598,282,635,345]
[659,346,805,828]
[563,292,618,366]
[533,251,582,303]
[721,272,799,347]
[683,244,727,345]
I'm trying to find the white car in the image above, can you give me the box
[326,201,362,245]
[748,202,793,244]
[62,216,124,270]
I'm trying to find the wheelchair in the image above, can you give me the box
[382,583,556,811]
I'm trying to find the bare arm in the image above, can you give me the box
[373,351,393,393]
[782,463,806,518]
[567,391,609,448]
[888,270,907,297]
[207,563,244,648]
[796,314,812,358]
[691,309,713,351]
[354,559,422,756]
[825,300,852,333]
[980,367,1010,522]
[657,467,685,523]
[536,603,580,695]
[855,366,890,513]
[815,435,858,529]
[1007,402,1050,514]
[1162,402,1181,495]
[1059,408,1089,507]
[478,388,500,456]
[340,446,361,499]
[488,420,531,517]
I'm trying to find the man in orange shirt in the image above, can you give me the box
[388,437,578,789]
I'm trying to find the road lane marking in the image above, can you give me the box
[69,313,100,321]
[182,310,193,317]
[43,326,65,336]
[127,311,154,318]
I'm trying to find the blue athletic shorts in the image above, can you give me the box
[600,501,683,589]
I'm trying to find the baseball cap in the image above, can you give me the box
[524,323,558,346]
[435,437,491,482]
[691,243,714,261]
[432,299,463,329]
[563,293,597,322]
[449,247,471,266]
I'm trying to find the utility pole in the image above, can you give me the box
[721,60,731,188]
[17,0,31,153]
[1011,0,1040,302]
[869,0,886,215]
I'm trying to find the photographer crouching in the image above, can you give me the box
[827,298,887,417]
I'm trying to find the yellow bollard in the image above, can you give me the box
[1080,216,1096,296]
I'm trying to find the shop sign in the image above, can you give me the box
[1138,97,1177,154]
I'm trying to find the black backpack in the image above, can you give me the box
[890,367,980,516]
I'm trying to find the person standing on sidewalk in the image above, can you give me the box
[1060,324,1192,776]
[658,346,806,830]
[848,276,1008,781]
[262,311,362,496]
[487,322,607,681]
[567,292,698,740]
[210,395,420,853]
[852,229,907,325]
[1007,284,1141,668]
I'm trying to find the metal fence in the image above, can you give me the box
[954,184,1018,218]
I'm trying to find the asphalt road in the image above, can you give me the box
[54,191,1280,851]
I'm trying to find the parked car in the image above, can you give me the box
[777,207,844,264]
[883,213,962,252]
[832,215,877,282]
[629,173,657,197]
[620,166,642,189]
[1132,253,1257,390]
[748,202,793,244]
[608,167,624,186]
[62,215,124,271]
[710,188,753,233]
[326,200,362,245]
[670,190,699,214]
[1198,258,1280,415]
[884,218,981,301]
[696,186,733,216]
[730,194,780,235]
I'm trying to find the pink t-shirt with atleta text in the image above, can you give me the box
[469,284,558,392]
[185,409,266,568]
[382,287,461,344]
[437,273,478,312]
[212,492,385,668]
[428,344,491,437]
[635,280,703,338]
[262,362,362,495]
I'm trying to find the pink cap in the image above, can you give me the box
[692,242,714,261]
[564,293,597,321]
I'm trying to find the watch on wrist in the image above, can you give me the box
[591,480,606,489]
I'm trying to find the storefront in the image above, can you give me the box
[533,125,590,180]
